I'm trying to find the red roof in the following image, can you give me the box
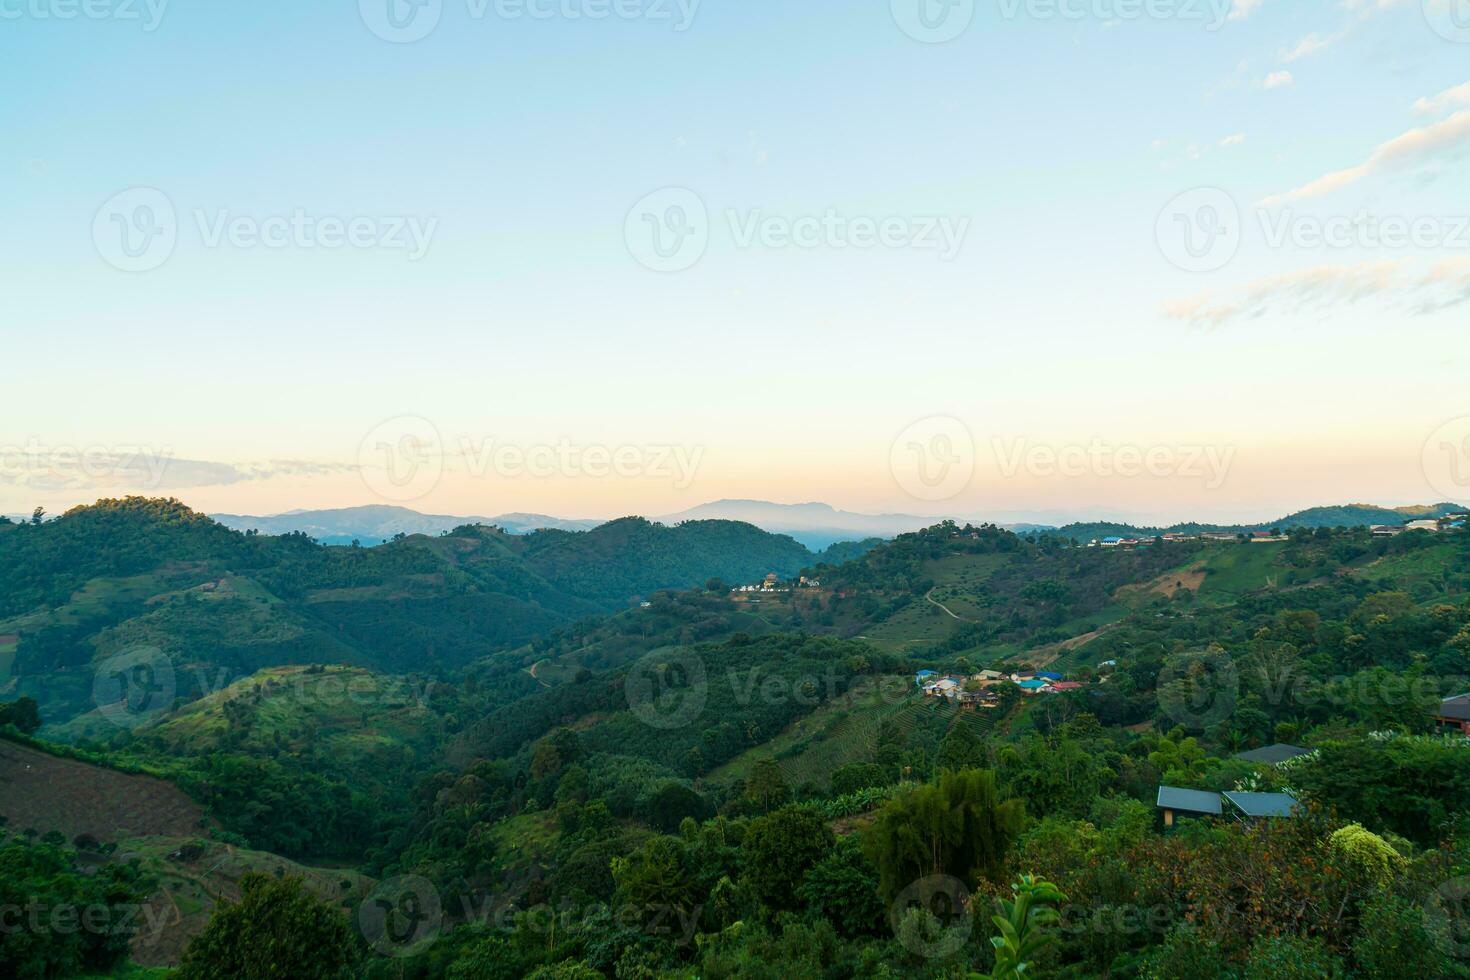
[1050,681,1084,691]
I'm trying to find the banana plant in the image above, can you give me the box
[970,874,1067,979]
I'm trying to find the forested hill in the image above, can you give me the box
[0,498,832,725]
[1045,501,1465,542]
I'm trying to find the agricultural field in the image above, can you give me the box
[705,682,1002,792]
[0,739,205,842]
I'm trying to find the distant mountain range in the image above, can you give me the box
[205,500,1468,550]
[209,500,1044,551]
[211,506,599,545]
[1042,502,1468,542]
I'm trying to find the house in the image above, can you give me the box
[1098,660,1118,669]
[1035,671,1063,682]
[1223,792,1301,819]
[915,669,939,687]
[924,678,961,697]
[1371,525,1403,537]
[1200,531,1237,542]
[1017,679,1050,695]
[1157,786,1301,828]
[1436,693,1470,735]
[1157,786,1223,828]
[1234,743,1312,765]
[973,670,1007,685]
[1012,671,1037,682]
[1099,537,1124,548]
[1405,520,1441,533]
[1048,681,1085,692]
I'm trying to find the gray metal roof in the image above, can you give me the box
[1223,791,1300,818]
[1234,743,1312,764]
[1156,786,1223,814]
[1442,694,1470,722]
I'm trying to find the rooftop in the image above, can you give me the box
[1156,786,1222,815]
[1224,791,1301,818]
[1234,743,1312,765]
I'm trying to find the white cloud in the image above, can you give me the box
[1162,258,1470,328]
[1415,82,1470,116]
[1260,109,1470,206]
[1228,0,1267,20]
[1260,71,1294,90]
[1220,133,1247,147]
[1281,32,1344,62]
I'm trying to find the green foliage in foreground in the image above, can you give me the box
[175,873,360,980]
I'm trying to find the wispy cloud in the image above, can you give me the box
[1162,258,1470,328]
[0,450,357,494]
[1415,82,1470,117]
[1260,70,1294,90]
[1281,31,1345,63]
[1228,0,1268,21]
[1260,107,1470,206]
[1220,133,1247,147]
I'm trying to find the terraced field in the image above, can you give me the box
[705,682,1003,791]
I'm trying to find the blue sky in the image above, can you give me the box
[4,0,1469,523]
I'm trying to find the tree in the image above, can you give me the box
[0,696,41,734]
[741,806,833,913]
[744,759,790,813]
[864,769,1024,899]
[176,873,360,980]
[797,836,884,937]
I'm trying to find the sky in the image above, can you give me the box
[3,0,1470,525]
